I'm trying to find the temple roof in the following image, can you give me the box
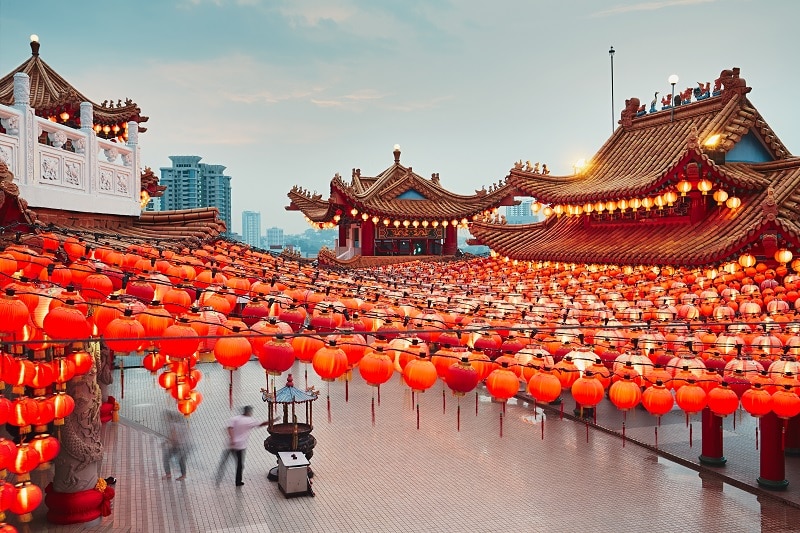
[470,67,800,267]
[287,147,519,223]
[509,68,789,205]
[0,38,148,137]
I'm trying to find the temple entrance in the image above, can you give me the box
[374,235,443,256]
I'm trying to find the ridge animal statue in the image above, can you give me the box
[661,94,672,108]
[681,87,693,104]
[650,92,659,113]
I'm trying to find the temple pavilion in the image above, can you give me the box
[469,67,800,271]
[286,145,518,267]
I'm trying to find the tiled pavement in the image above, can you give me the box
[12,356,800,533]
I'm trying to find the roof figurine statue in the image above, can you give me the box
[650,92,659,113]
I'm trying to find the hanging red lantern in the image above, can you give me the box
[641,381,675,418]
[468,348,493,381]
[333,328,367,368]
[9,444,40,478]
[0,253,18,282]
[43,301,90,342]
[8,397,38,435]
[358,346,395,386]
[3,357,34,394]
[157,320,200,358]
[608,375,642,411]
[52,357,76,389]
[571,372,605,408]
[445,357,480,396]
[125,277,156,303]
[675,381,708,415]
[485,364,520,403]
[32,396,55,431]
[527,369,562,403]
[142,351,167,374]
[30,434,60,466]
[0,290,30,334]
[169,380,193,401]
[62,237,85,262]
[278,304,307,332]
[257,335,295,376]
[162,287,192,316]
[431,346,459,379]
[10,480,42,523]
[741,383,773,417]
[137,302,174,344]
[90,295,124,335]
[213,329,252,370]
[178,391,203,417]
[553,356,580,390]
[0,479,16,517]
[771,385,800,419]
[0,397,10,426]
[312,341,348,381]
[706,382,740,417]
[158,371,177,390]
[51,392,75,425]
[0,439,15,471]
[402,355,438,392]
[67,349,94,375]
[80,270,114,304]
[292,331,324,364]
[104,313,145,353]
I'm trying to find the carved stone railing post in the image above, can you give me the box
[127,121,140,203]
[12,72,35,185]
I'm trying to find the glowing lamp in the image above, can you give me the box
[530,202,541,213]
[642,197,653,211]
[713,189,728,205]
[372,216,379,224]
[350,208,358,216]
[412,220,419,227]
[393,220,401,228]
[663,191,678,206]
[362,213,369,221]
[698,179,712,195]
[726,196,741,209]
[402,220,410,228]
[677,180,692,196]
[775,249,793,266]
[738,253,756,269]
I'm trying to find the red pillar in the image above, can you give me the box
[698,407,726,465]
[785,415,800,456]
[757,412,789,489]
[443,225,458,255]
[361,220,375,256]
[338,224,347,247]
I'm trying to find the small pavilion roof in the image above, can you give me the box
[287,148,518,223]
[0,38,148,134]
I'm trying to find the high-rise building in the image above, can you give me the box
[506,199,543,224]
[265,227,284,250]
[150,155,232,234]
[241,211,261,248]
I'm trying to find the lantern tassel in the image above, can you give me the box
[560,402,564,421]
[655,425,659,449]
[689,422,693,448]
[371,395,375,427]
[377,383,381,406]
[120,359,125,399]
[476,391,479,416]
[442,388,446,414]
[500,411,503,438]
[622,421,626,448]
[411,390,415,410]
[229,369,233,410]
[541,416,545,440]
[457,401,461,432]
[586,419,589,443]
[304,364,308,390]
[416,402,420,430]
[345,378,349,403]
[756,420,759,450]
[685,412,689,428]
[533,399,538,420]
[734,409,737,430]
[782,419,787,451]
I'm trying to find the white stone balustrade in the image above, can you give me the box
[0,72,141,217]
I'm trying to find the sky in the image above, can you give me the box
[0,0,798,235]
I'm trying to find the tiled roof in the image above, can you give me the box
[0,40,148,133]
[470,67,800,267]
[287,150,518,223]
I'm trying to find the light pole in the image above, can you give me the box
[609,46,615,134]
[669,74,679,122]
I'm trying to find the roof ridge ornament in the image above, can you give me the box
[762,187,778,221]
[687,126,699,151]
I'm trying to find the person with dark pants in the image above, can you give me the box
[216,406,268,487]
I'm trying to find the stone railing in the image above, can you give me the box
[0,72,141,217]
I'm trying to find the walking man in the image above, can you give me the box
[162,410,192,481]
[216,405,268,487]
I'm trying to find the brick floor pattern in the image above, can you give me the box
[12,357,800,533]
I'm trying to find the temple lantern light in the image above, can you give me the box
[452,219,459,227]
[412,220,419,228]
[542,206,554,217]
[617,199,628,212]
[663,190,677,206]
[461,218,468,226]
[402,220,410,228]
[393,220,401,228]
[629,198,642,210]
[442,220,449,227]
[333,214,341,222]
[383,218,390,226]
[431,220,439,228]
[738,253,756,269]
[677,180,692,196]
[350,208,358,216]
[102,125,111,134]
[553,205,564,217]
[705,268,718,280]
[362,213,369,221]
[642,197,653,211]
[654,195,666,209]
[421,220,429,227]
[605,200,617,213]
[726,196,741,209]
[698,179,713,195]
[791,258,800,273]
[59,111,69,122]
[713,189,728,206]
[594,201,605,213]
[775,249,793,266]
[372,216,380,224]
[531,202,541,213]
[583,203,593,214]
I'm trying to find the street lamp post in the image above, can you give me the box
[669,74,679,122]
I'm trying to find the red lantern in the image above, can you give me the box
[137,302,174,344]
[468,349,493,381]
[43,301,90,341]
[771,386,800,419]
[741,383,773,417]
[30,434,60,466]
[333,329,367,368]
[9,444,40,477]
[104,314,145,353]
[358,347,395,386]
[10,480,42,523]
[707,382,739,417]
[571,372,605,408]
[675,381,708,415]
[214,333,252,370]
[157,320,200,358]
[80,271,114,304]
[90,295,124,335]
[0,290,30,334]
[0,439,16,471]
[554,356,580,390]
[608,375,642,411]
[402,355,438,392]
[52,357,76,388]
[278,304,307,332]
[162,287,192,316]
[527,369,562,403]
[8,397,38,434]
[641,382,675,417]
[291,330,324,364]
[257,336,295,376]
[445,357,480,396]
[51,392,75,425]
[485,364,520,403]
[67,350,94,375]
[142,351,167,374]
[312,341,348,381]
[0,397,10,426]
[178,391,203,417]
[0,479,16,515]
[158,371,177,390]
[33,396,55,430]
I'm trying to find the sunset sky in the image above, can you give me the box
[1,0,796,234]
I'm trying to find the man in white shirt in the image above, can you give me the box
[216,405,268,487]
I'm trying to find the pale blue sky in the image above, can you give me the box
[0,0,796,234]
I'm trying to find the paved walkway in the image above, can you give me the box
[13,357,800,532]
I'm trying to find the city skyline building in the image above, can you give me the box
[265,226,285,250]
[241,211,261,248]
[150,155,232,235]
[505,199,543,224]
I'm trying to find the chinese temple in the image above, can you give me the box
[469,67,800,270]
[286,145,518,266]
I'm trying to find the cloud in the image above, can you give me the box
[592,0,716,17]
[275,0,357,27]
